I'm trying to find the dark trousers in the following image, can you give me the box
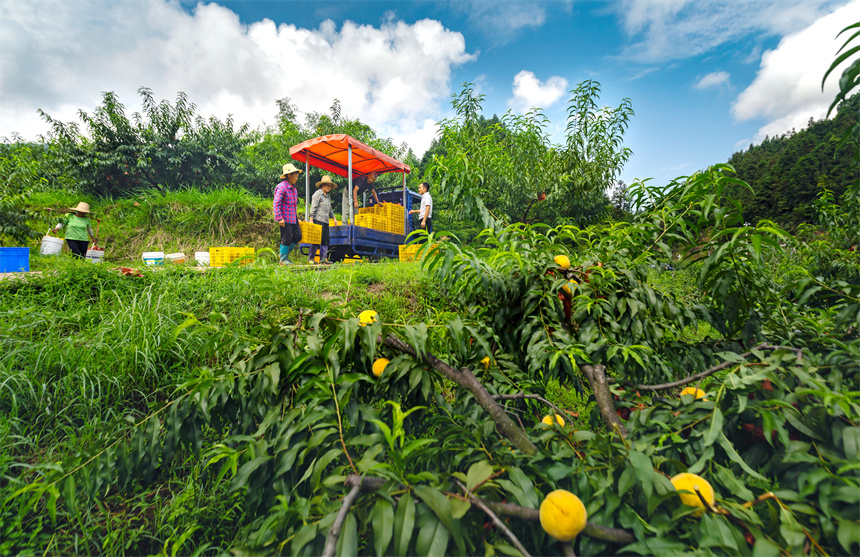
[67,239,89,258]
[279,222,302,246]
[420,218,433,235]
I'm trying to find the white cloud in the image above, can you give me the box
[616,0,848,63]
[393,118,440,160]
[693,71,730,90]
[0,0,475,150]
[508,70,568,113]
[732,0,860,143]
[452,0,547,47]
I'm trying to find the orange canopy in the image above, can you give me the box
[289,134,411,178]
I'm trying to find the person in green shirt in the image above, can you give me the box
[54,202,97,258]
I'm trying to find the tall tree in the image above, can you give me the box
[427,81,633,229]
[40,87,256,197]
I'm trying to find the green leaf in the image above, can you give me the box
[291,523,318,556]
[714,463,754,502]
[842,427,860,460]
[230,455,270,492]
[704,408,724,447]
[414,485,455,532]
[506,467,539,509]
[466,460,494,491]
[394,493,415,555]
[415,515,450,557]
[718,433,766,481]
[838,518,860,554]
[372,499,394,557]
[628,450,654,497]
[336,513,358,557]
[687,446,715,475]
[450,497,471,520]
[264,362,281,394]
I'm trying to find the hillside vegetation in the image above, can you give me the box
[1,25,859,557]
[727,93,859,230]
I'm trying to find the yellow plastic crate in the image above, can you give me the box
[357,206,379,216]
[355,214,388,231]
[342,255,361,265]
[387,217,405,235]
[356,214,404,235]
[399,243,438,262]
[380,202,405,221]
[299,221,322,244]
[210,247,255,267]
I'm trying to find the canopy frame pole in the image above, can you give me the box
[348,146,354,225]
[402,174,407,235]
[305,157,310,222]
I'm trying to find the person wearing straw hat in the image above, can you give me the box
[273,163,303,264]
[53,202,97,259]
[307,175,339,264]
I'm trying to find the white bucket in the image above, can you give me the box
[194,251,210,266]
[40,233,64,256]
[165,252,185,264]
[86,248,105,263]
[142,251,164,266]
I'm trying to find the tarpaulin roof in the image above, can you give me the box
[289,134,411,178]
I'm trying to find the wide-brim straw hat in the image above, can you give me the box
[282,163,302,176]
[67,202,93,214]
[315,175,339,188]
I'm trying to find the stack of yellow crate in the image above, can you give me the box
[299,221,322,244]
[355,213,389,231]
[354,203,405,234]
[210,247,255,267]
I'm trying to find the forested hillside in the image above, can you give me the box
[726,93,858,229]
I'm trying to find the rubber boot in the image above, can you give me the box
[319,245,329,264]
[308,245,318,264]
[280,243,293,265]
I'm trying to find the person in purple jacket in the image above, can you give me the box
[273,163,303,264]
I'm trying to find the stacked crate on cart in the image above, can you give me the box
[355,203,405,234]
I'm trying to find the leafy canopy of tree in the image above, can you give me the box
[40,87,259,198]
[426,81,633,231]
[0,140,73,244]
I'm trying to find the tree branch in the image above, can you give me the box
[455,480,533,557]
[492,391,567,418]
[321,481,362,557]
[582,364,628,438]
[381,333,539,455]
[344,475,635,544]
[631,344,804,392]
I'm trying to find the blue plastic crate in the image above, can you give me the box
[0,247,30,273]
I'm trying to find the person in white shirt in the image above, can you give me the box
[409,182,433,234]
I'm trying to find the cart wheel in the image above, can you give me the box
[328,246,347,263]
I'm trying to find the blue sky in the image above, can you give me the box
[1,0,858,188]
